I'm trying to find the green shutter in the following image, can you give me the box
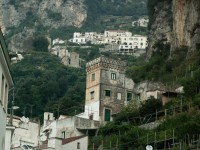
[104,109,111,121]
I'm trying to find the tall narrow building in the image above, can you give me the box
[0,28,14,150]
[79,57,135,122]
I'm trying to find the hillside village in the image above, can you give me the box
[1,0,200,149]
[1,20,195,150]
[46,30,148,68]
[2,53,184,150]
[10,29,148,68]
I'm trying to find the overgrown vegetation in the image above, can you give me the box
[46,10,62,21]
[32,36,49,52]
[90,94,200,149]
[10,52,86,119]
[83,0,147,31]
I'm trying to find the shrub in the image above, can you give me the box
[33,36,49,52]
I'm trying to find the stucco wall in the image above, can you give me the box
[62,136,88,150]
[11,119,40,148]
[0,105,6,150]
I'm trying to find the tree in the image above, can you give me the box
[33,36,49,52]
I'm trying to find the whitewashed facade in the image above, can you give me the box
[40,113,91,150]
[104,30,132,37]
[120,35,148,49]
[132,18,149,27]
[6,116,40,149]
[0,29,14,150]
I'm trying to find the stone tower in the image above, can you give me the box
[82,57,135,122]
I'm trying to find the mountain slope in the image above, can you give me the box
[147,0,200,58]
[0,0,147,52]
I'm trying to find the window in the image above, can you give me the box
[117,93,122,100]
[91,73,95,81]
[111,73,116,80]
[141,43,143,46]
[90,91,95,99]
[127,93,132,101]
[77,142,80,149]
[62,131,65,139]
[105,90,111,97]
[89,114,93,120]
[104,108,111,121]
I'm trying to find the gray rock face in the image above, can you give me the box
[147,0,200,58]
[0,0,87,52]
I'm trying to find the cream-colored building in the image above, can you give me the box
[0,28,14,150]
[51,46,80,68]
[79,57,135,122]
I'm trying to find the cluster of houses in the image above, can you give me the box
[1,26,183,150]
[69,30,148,56]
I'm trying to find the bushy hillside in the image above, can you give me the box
[10,52,86,119]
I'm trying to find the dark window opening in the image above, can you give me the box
[105,90,111,97]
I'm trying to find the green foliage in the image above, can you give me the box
[33,36,49,52]
[128,26,148,35]
[83,0,147,31]
[140,97,162,116]
[157,113,200,139]
[67,45,101,62]
[10,52,85,118]
[126,42,171,82]
[49,26,78,39]
[46,10,62,21]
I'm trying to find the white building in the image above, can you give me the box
[132,18,149,27]
[120,35,148,49]
[40,136,88,150]
[0,28,14,150]
[104,30,132,37]
[85,32,97,38]
[10,53,24,64]
[72,37,87,44]
[6,116,40,149]
[40,113,92,150]
[52,39,65,46]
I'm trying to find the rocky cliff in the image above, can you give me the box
[147,0,200,58]
[0,0,87,52]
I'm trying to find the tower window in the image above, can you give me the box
[91,73,95,81]
[127,93,132,101]
[90,91,95,99]
[111,73,116,80]
[105,90,111,97]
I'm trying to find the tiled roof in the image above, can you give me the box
[62,136,86,145]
